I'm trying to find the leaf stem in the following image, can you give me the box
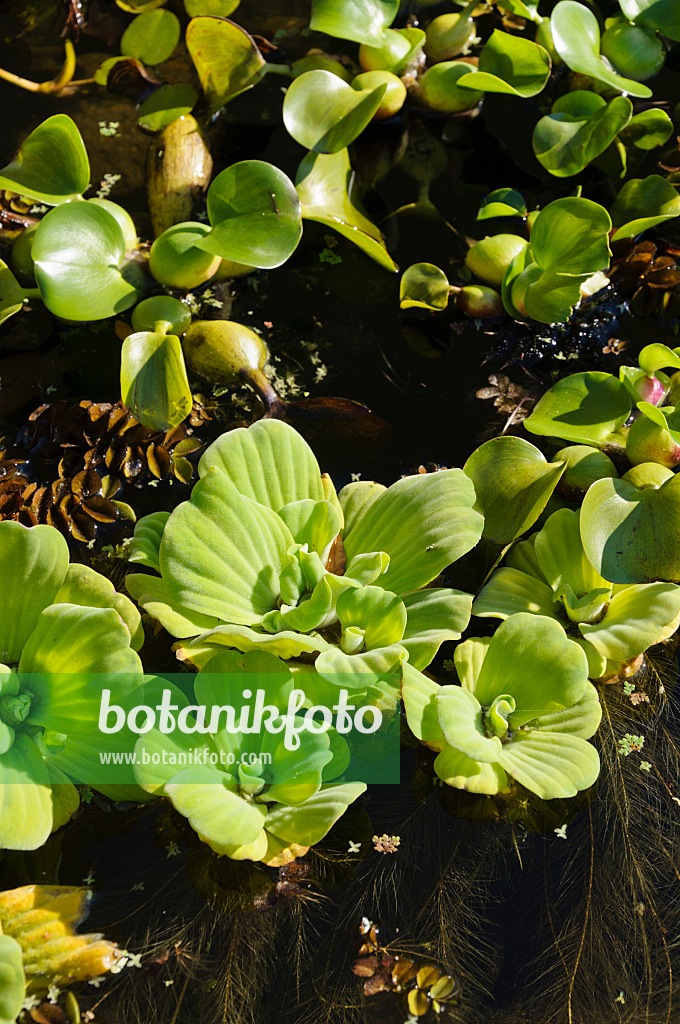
[0,41,77,94]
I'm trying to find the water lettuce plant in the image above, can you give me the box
[0,884,121,1009]
[0,520,144,850]
[473,508,680,679]
[127,418,483,705]
[133,649,367,864]
[403,613,601,799]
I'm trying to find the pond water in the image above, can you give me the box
[1,2,680,1023]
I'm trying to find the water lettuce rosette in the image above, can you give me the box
[127,419,484,705]
[403,613,601,799]
[133,649,366,864]
[472,508,680,679]
[0,520,144,850]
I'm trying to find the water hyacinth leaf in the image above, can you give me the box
[310,0,399,46]
[619,0,680,42]
[295,149,397,272]
[637,344,680,377]
[531,198,611,276]
[117,0,167,10]
[342,469,483,594]
[622,109,674,151]
[185,0,240,13]
[524,371,631,446]
[497,0,541,20]
[0,261,26,327]
[194,162,302,269]
[186,17,266,114]
[496,730,599,799]
[137,83,198,131]
[0,114,89,206]
[32,201,140,320]
[533,96,632,177]
[521,270,589,324]
[159,471,295,624]
[579,582,680,661]
[264,782,367,846]
[400,263,450,310]
[580,474,680,583]
[457,31,551,97]
[464,437,566,545]
[121,9,180,65]
[477,188,527,220]
[611,175,680,240]
[551,0,652,98]
[0,734,53,850]
[199,420,326,511]
[0,935,25,1024]
[121,331,193,431]
[0,522,68,665]
[473,614,588,714]
[283,71,386,154]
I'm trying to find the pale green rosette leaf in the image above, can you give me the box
[530,681,602,738]
[579,582,680,661]
[496,731,600,800]
[278,499,341,559]
[198,419,326,512]
[159,470,295,624]
[54,563,143,651]
[0,735,53,850]
[433,746,508,795]
[128,511,170,571]
[343,469,483,595]
[0,522,68,666]
[338,480,386,542]
[336,585,406,649]
[472,567,556,620]
[472,614,588,714]
[534,508,607,596]
[453,637,492,692]
[401,663,446,750]
[505,535,545,580]
[573,637,608,680]
[464,436,566,546]
[264,782,366,846]
[436,685,502,763]
[0,934,25,1024]
[165,766,268,853]
[126,574,220,640]
[400,588,472,670]
[183,624,329,661]
[46,760,80,832]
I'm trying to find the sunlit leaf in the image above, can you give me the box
[533,94,632,177]
[185,0,239,13]
[400,263,450,309]
[310,0,399,46]
[121,9,180,65]
[137,83,198,131]
[619,0,680,42]
[524,371,631,447]
[457,30,551,97]
[121,331,193,431]
[0,114,89,206]
[0,260,26,327]
[283,70,386,154]
[186,16,266,115]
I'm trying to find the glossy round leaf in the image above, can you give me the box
[400,263,450,310]
[194,161,302,270]
[283,70,386,154]
[186,16,265,115]
[310,0,399,46]
[33,201,140,321]
[524,371,631,447]
[132,295,192,335]
[0,114,89,206]
[533,96,632,177]
[295,149,397,272]
[457,30,550,97]
[580,474,680,584]
[137,83,198,131]
[611,175,680,240]
[619,0,680,43]
[622,109,674,151]
[121,9,180,65]
[0,260,26,327]
[121,331,193,431]
[185,0,240,13]
[463,436,566,545]
[551,1,652,98]
[117,0,167,10]
[530,198,611,276]
[477,188,527,220]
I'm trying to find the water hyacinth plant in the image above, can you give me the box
[473,508,680,680]
[0,520,144,850]
[127,418,483,705]
[403,613,601,799]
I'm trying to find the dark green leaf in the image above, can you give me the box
[121,9,180,65]
[533,96,632,177]
[611,175,680,240]
[400,263,450,309]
